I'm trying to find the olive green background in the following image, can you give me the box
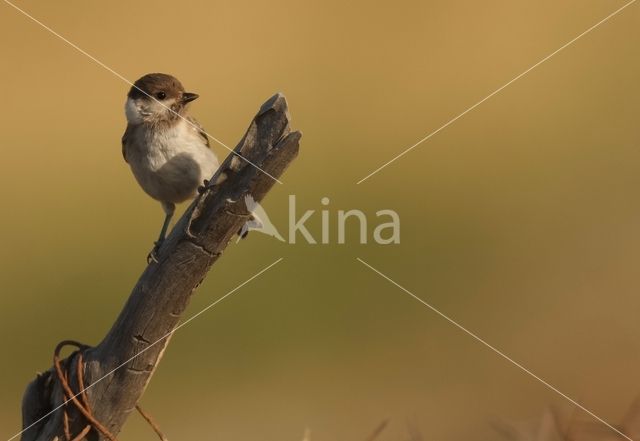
[1,1,639,440]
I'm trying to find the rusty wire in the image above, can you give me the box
[53,340,168,441]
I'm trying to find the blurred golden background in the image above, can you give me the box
[1,1,639,440]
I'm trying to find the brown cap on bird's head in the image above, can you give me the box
[128,73,199,104]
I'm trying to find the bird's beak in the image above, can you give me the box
[182,92,199,103]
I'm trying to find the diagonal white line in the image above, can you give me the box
[6,257,284,441]
[2,0,283,185]
[356,257,633,441]
[356,0,637,184]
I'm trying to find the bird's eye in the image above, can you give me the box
[156,92,166,100]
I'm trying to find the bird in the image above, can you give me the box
[122,73,219,262]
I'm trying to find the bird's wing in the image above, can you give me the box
[121,125,134,163]
[187,116,210,148]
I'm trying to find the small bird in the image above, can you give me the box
[122,73,219,261]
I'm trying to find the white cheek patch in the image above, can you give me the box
[125,97,178,123]
[152,98,176,116]
[125,98,144,124]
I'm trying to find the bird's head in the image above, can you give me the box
[125,73,199,125]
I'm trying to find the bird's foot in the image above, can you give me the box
[197,179,210,194]
[146,241,163,264]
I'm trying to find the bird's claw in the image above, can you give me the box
[146,241,163,264]
[197,179,210,194]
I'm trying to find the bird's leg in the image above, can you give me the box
[156,212,173,243]
[147,202,175,263]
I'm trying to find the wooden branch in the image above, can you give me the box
[21,93,301,441]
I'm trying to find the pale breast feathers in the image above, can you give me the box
[121,125,134,163]
[186,116,210,148]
